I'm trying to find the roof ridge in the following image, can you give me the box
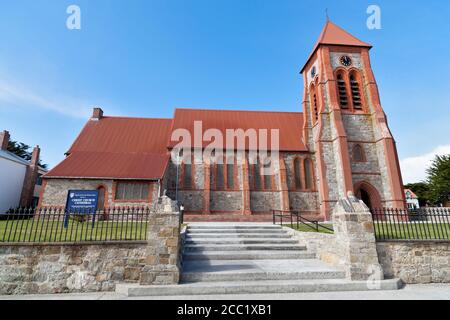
[103,116,173,121]
[175,108,303,115]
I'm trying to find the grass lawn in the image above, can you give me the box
[284,221,450,239]
[373,222,450,240]
[0,219,149,243]
[285,223,334,234]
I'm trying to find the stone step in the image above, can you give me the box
[185,238,299,245]
[183,250,316,261]
[186,233,292,239]
[188,225,281,230]
[183,244,306,252]
[187,229,287,234]
[116,278,402,297]
[181,259,346,283]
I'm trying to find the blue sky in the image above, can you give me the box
[0,0,449,183]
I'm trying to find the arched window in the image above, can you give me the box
[183,163,193,189]
[350,74,362,109]
[304,158,314,190]
[352,144,366,162]
[263,160,272,190]
[294,158,302,190]
[216,163,225,190]
[336,73,349,109]
[253,162,262,190]
[226,162,235,189]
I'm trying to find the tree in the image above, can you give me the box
[426,154,450,206]
[7,140,48,169]
[404,182,431,207]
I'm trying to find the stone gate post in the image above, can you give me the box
[139,196,181,285]
[333,192,384,281]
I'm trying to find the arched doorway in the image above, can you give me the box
[354,181,382,211]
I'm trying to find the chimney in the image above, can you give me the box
[92,107,104,120]
[20,145,41,208]
[31,145,40,166]
[0,130,10,150]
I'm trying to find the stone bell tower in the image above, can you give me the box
[300,21,405,220]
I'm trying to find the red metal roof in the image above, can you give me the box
[169,109,307,151]
[68,117,172,154]
[46,152,169,180]
[301,21,372,72]
[46,117,172,180]
[46,108,307,180]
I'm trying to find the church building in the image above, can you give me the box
[40,21,406,221]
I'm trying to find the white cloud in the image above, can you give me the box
[0,79,94,119]
[400,145,450,184]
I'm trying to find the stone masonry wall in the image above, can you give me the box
[289,217,450,284]
[377,242,450,284]
[42,179,159,208]
[0,196,182,295]
[0,243,147,295]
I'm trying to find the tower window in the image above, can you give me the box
[337,74,348,109]
[352,144,366,162]
[350,75,362,109]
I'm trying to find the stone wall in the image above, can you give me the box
[288,195,450,285]
[250,192,280,213]
[41,178,159,208]
[377,242,450,284]
[0,242,147,295]
[289,195,383,281]
[287,192,320,215]
[210,191,242,212]
[0,195,182,295]
[164,151,321,216]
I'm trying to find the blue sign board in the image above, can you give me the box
[66,190,99,213]
[64,190,99,228]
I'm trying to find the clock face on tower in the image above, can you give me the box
[340,55,352,67]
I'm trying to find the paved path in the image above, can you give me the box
[1,284,449,300]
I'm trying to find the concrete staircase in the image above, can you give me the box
[116,223,401,297]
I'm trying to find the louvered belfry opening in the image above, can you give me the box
[350,74,362,109]
[313,93,319,121]
[337,74,348,109]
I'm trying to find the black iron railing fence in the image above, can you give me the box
[371,207,450,241]
[272,210,334,233]
[0,207,151,243]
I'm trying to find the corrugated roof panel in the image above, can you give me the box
[45,152,169,180]
[169,109,307,151]
[68,117,173,154]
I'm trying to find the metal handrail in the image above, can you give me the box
[272,209,334,233]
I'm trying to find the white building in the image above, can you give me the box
[0,131,47,213]
[404,189,420,210]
